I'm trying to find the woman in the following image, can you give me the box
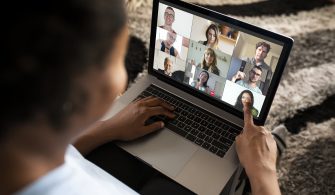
[191,71,210,93]
[198,24,219,49]
[198,48,220,76]
[234,90,259,117]
[1,1,175,194]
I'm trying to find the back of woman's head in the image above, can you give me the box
[1,0,127,138]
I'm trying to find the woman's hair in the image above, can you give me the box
[205,24,219,47]
[201,48,219,75]
[1,0,127,138]
[235,90,254,111]
[197,71,210,88]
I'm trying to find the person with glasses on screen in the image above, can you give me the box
[243,41,273,94]
[232,66,263,94]
[159,7,176,34]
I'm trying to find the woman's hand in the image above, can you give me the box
[235,100,280,195]
[103,96,175,141]
[74,96,175,154]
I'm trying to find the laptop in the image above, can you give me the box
[103,0,293,194]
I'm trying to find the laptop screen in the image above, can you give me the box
[151,0,289,120]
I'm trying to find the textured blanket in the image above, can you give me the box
[125,0,335,194]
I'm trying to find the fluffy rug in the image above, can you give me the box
[125,0,335,194]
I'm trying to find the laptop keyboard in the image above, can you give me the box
[135,85,242,158]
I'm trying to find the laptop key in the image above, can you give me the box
[185,119,192,125]
[187,114,195,120]
[214,121,223,127]
[208,117,215,124]
[166,124,187,137]
[202,142,211,149]
[193,117,201,122]
[204,136,213,144]
[200,120,208,127]
[184,126,192,132]
[181,110,189,117]
[190,129,199,136]
[205,129,213,136]
[208,124,215,130]
[214,127,223,134]
[212,132,220,139]
[195,138,204,146]
[177,122,185,129]
[181,104,188,110]
[191,123,200,129]
[201,114,209,120]
[219,136,233,146]
[175,107,182,113]
[212,140,225,150]
[198,132,206,139]
[198,125,206,132]
[142,91,151,97]
[230,128,241,136]
[179,116,186,122]
[222,124,230,130]
[195,111,202,117]
[209,146,218,154]
[169,119,178,126]
[217,150,226,157]
[186,134,196,142]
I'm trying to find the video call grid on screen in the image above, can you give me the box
[153,1,284,118]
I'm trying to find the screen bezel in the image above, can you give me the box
[148,0,293,125]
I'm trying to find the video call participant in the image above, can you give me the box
[159,7,176,33]
[232,66,263,94]
[198,48,220,76]
[159,31,180,58]
[234,90,259,117]
[198,24,219,50]
[158,57,173,76]
[244,41,273,94]
[191,70,210,93]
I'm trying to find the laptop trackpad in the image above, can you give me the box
[118,129,198,178]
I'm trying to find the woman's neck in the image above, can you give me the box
[0,125,68,194]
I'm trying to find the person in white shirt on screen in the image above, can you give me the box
[159,7,176,33]
[232,66,263,94]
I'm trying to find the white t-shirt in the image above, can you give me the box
[16,145,138,195]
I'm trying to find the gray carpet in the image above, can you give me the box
[126,0,335,194]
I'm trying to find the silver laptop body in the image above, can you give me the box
[102,0,293,194]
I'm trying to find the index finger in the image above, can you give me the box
[243,100,254,127]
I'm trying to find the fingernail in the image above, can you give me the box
[161,122,165,128]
